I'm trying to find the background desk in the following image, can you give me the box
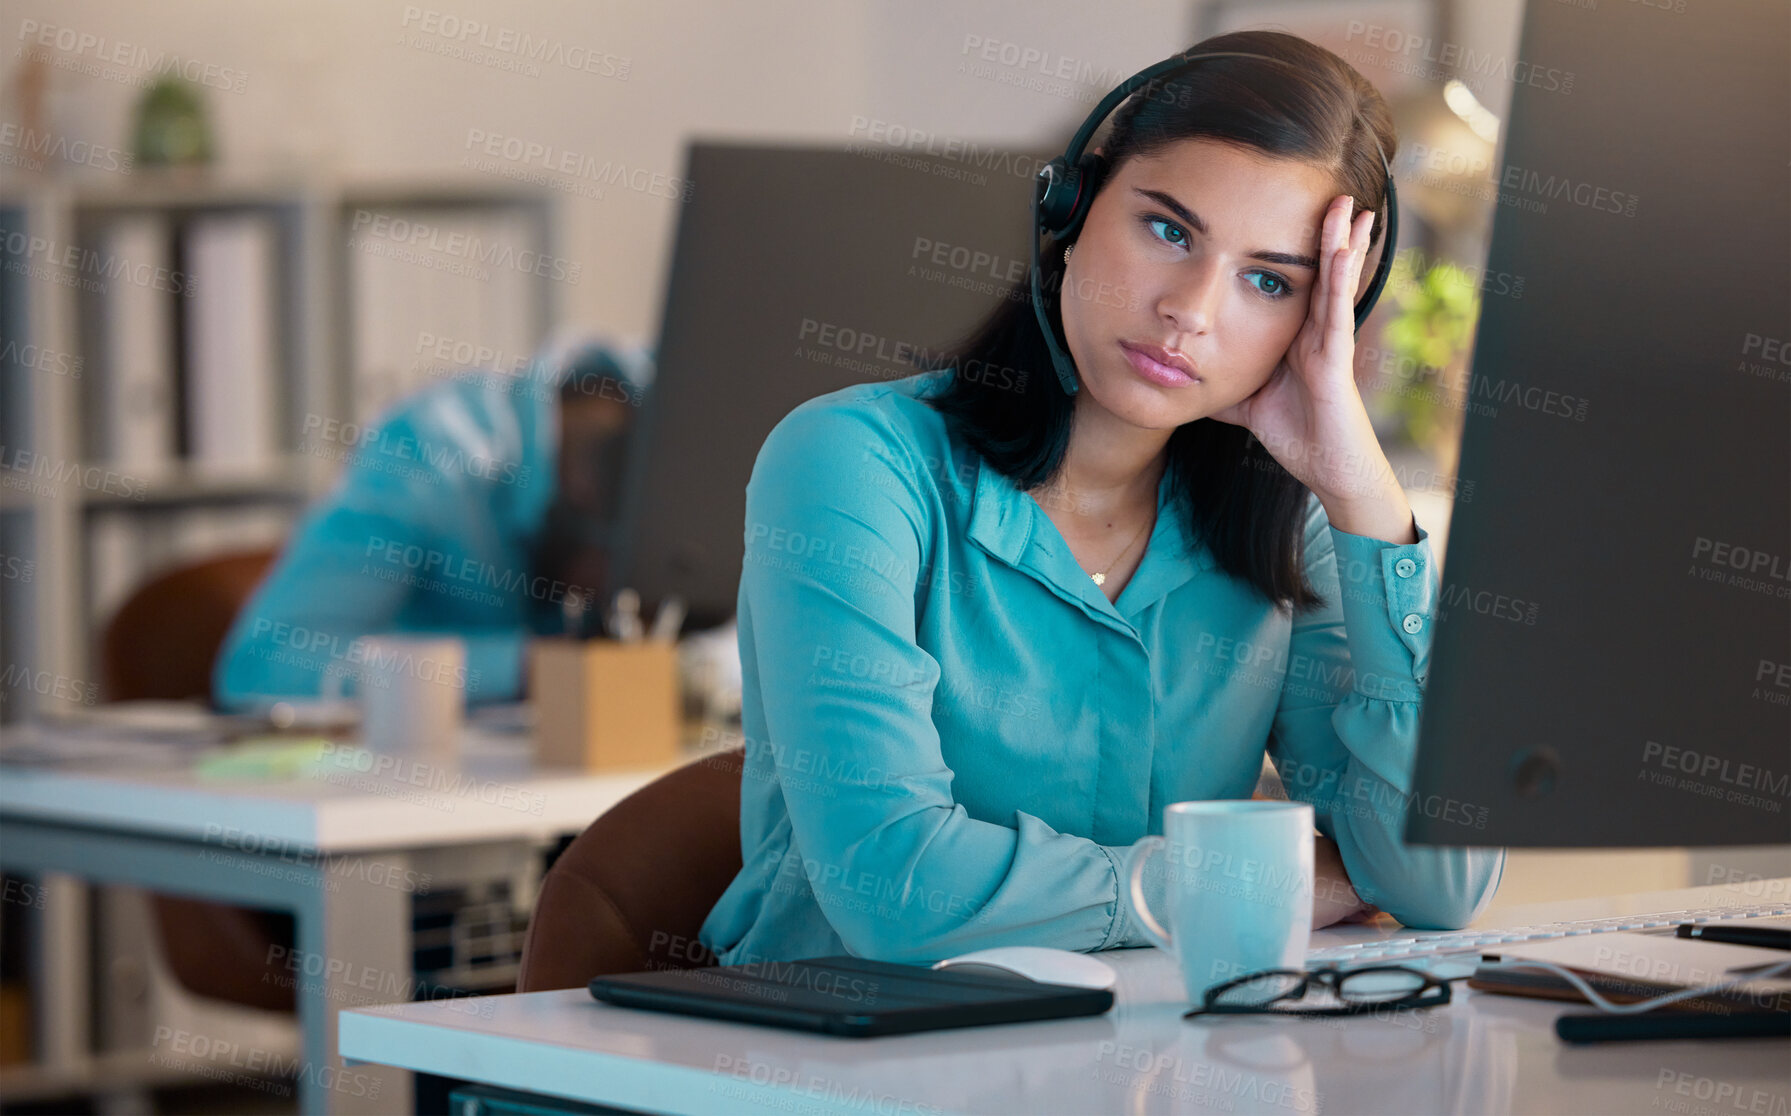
[342,882,1791,1116]
[0,727,684,1115]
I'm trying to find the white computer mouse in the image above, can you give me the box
[931,946,1118,990]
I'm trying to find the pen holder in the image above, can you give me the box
[530,637,682,771]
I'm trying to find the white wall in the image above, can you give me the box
[5,0,1197,346]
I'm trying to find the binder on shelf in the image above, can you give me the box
[93,216,177,470]
[182,214,280,471]
[348,221,406,425]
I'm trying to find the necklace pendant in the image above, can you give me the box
[1091,572,1106,586]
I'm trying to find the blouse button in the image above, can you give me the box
[1394,557,1417,578]
[1402,613,1424,634]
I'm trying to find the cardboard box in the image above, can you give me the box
[530,638,681,771]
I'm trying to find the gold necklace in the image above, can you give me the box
[1089,514,1154,586]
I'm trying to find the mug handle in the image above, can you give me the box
[1122,836,1174,952]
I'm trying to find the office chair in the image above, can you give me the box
[515,747,745,991]
[99,546,298,1013]
[100,546,279,708]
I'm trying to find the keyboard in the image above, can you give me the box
[1307,903,1791,968]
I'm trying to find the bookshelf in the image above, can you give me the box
[0,170,561,723]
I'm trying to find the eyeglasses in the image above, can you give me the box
[1183,964,1455,1019]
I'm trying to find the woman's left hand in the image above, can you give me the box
[1211,196,1390,503]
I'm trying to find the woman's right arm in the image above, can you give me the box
[740,400,1164,963]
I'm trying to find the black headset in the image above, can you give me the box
[1030,48,1399,397]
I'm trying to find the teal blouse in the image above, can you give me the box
[698,368,1504,966]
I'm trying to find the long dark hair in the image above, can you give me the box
[919,30,1397,612]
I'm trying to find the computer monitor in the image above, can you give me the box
[1405,0,1789,847]
[612,140,1049,632]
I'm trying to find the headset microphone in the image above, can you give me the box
[1029,49,1400,397]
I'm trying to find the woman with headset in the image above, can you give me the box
[699,30,1504,967]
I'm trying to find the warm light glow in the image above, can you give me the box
[1443,79,1501,144]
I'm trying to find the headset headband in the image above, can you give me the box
[1029,48,1399,396]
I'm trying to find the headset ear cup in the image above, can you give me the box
[1057,152,1109,239]
[1036,157,1079,235]
[1079,152,1109,194]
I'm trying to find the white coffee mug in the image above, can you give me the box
[357,634,467,767]
[1122,800,1315,1006]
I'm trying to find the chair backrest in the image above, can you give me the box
[516,747,745,992]
[101,546,279,703]
[98,545,290,1010]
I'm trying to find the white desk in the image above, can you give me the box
[341,882,1791,1116]
[0,725,685,1115]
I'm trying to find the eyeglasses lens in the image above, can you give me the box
[1336,968,1431,1003]
[1209,971,1308,1008]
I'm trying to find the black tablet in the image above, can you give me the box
[587,955,1114,1037]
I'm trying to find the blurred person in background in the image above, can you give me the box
[212,333,652,708]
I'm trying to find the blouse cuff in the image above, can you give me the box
[1327,518,1436,703]
[1097,842,1163,950]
